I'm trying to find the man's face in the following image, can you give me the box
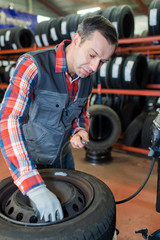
[72,31,116,78]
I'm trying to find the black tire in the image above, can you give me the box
[50,17,64,44]
[105,56,115,88]
[34,21,44,47]
[102,6,117,20]
[148,59,160,84]
[0,89,5,102]
[87,104,121,151]
[0,29,8,50]
[111,5,134,38]
[49,18,62,45]
[107,54,127,89]
[155,61,160,83]
[60,15,73,40]
[39,19,55,46]
[4,27,34,49]
[141,110,157,149]
[122,53,148,89]
[3,63,16,83]
[123,112,147,147]
[69,14,80,39]
[0,168,116,240]
[148,0,160,36]
[120,102,143,132]
[99,61,109,88]
[0,63,16,84]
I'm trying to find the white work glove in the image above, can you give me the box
[27,185,63,222]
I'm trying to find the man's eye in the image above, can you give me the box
[100,61,105,65]
[100,60,108,64]
[90,54,95,58]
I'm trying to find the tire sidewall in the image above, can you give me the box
[87,104,121,151]
[0,169,116,240]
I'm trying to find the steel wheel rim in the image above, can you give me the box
[0,170,94,226]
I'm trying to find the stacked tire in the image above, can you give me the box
[99,53,148,89]
[148,0,160,36]
[34,4,134,47]
[123,110,158,149]
[148,59,160,84]
[102,5,134,38]
[34,18,64,47]
[0,27,34,50]
[0,63,16,84]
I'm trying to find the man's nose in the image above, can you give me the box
[90,59,100,72]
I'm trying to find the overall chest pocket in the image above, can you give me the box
[63,97,87,125]
[36,91,66,128]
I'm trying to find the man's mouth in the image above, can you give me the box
[82,68,93,76]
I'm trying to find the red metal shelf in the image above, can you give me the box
[113,143,149,155]
[0,83,8,89]
[92,88,160,96]
[116,44,160,55]
[146,84,160,89]
[118,35,160,44]
[117,35,160,55]
[0,44,52,60]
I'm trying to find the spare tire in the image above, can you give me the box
[0,168,116,240]
[87,104,121,151]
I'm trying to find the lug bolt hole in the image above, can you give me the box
[16,213,23,221]
[78,197,83,203]
[29,215,38,223]
[6,200,11,206]
[8,207,14,215]
[72,204,79,212]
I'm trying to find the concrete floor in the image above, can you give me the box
[73,147,159,240]
[0,147,160,239]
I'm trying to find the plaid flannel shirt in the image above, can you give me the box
[0,40,89,194]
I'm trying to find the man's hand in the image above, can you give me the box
[27,185,63,222]
[70,130,89,149]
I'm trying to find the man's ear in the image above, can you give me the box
[72,33,81,46]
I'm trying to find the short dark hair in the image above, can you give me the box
[77,15,118,48]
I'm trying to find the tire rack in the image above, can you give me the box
[93,35,160,155]
[1,36,160,155]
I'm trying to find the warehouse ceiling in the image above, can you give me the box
[37,0,153,17]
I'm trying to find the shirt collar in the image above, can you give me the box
[55,40,71,73]
[55,40,79,81]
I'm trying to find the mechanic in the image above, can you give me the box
[0,15,118,222]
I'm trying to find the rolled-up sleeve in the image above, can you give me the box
[0,55,45,194]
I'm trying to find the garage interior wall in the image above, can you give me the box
[0,0,58,18]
